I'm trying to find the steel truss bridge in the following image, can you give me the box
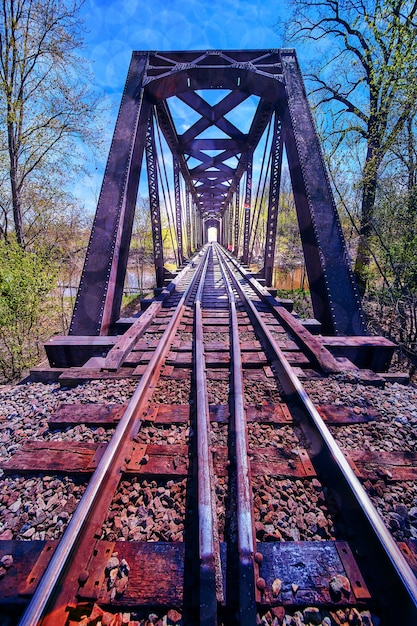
[20,49,410,626]
[70,49,367,341]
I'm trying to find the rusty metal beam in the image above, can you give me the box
[185,187,192,256]
[234,184,240,257]
[155,101,201,210]
[146,114,165,288]
[69,53,151,335]
[228,202,233,250]
[242,154,253,265]
[280,51,367,336]
[263,112,283,287]
[173,154,184,265]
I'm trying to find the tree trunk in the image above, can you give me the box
[7,122,24,246]
[7,97,24,247]
[354,144,380,296]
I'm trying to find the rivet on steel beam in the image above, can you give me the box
[78,570,89,586]
[254,552,263,564]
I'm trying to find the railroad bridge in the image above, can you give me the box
[44,49,395,374]
[10,50,417,626]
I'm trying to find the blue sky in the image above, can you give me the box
[76,0,289,211]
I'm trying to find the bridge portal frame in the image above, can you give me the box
[69,49,367,338]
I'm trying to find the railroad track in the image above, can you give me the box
[1,244,417,625]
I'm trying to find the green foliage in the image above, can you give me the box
[276,288,313,319]
[126,198,156,295]
[282,0,417,294]
[0,0,103,245]
[359,177,417,361]
[0,239,58,380]
[276,182,304,269]
[372,182,417,291]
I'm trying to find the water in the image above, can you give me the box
[59,265,156,299]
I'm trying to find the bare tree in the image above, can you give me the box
[0,0,101,245]
[283,0,417,294]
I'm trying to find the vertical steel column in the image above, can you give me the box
[199,213,204,247]
[234,184,240,256]
[192,202,199,250]
[173,154,184,266]
[196,205,201,248]
[263,113,283,287]
[185,187,192,256]
[242,155,253,265]
[191,201,196,252]
[146,114,165,289]
[221,209,228,247]
[227,203,233,250]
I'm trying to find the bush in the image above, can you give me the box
[364,289,417,371]
[276,288,313,319]
[0,240,58,381]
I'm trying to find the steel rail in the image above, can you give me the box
[193,244,223,623]
[102,256,198,371]
[221,246,341,374]
[216,243,417,622]
[19,247,211,626]
[215,246,258,624]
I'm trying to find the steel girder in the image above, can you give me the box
[173,155,184,265]
[263,113,283,287]
[70,49,367,337]
[242,154,253,266]
[280,52,367,335]
[185,188,192,258]
[145,116,165,289]
[228,203,233,250]
[234,183,240,257]
[69,55,151,336]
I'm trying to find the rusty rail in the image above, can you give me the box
[8,242,417,625]
[216,246,258,623]
[101,259,196,371]
[19,248,211,626]
[193,245,223,623]
[215,242,417,622]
